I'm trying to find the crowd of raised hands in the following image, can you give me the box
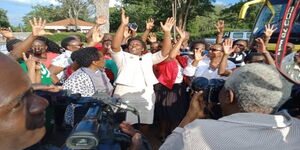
[0,7,285,150]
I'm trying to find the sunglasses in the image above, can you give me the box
[193,47,204,51]
[250,60,264,63]
[235,44,246,47]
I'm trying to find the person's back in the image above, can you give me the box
[160,63,300,150]
[163,112,300,150]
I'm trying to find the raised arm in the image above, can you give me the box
[112,8,129,52]
[141,18,154,42]
[122,26,132,45]
[9,18,52,60]
[256,38,275,66]
[0,28,15,41]
[263,24,276,46]
[165,27,186,61]
[87,26,104,47]
[215,20,224,44]
[219,39,235,76]
[86,15,107,44]
[160,17,176,57]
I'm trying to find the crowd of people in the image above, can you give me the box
[0,8,300,150]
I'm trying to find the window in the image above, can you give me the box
[232,33,244,39]
[246,32,251,38]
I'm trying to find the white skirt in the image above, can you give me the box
[113,84,155,124]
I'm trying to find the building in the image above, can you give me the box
[45,18,95,33]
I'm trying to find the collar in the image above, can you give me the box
[64,50,73,57]
[292,62,300,71]
[218,111,293,128]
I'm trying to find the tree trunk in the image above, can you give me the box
[183,0,193,30]
[93,0,110,33]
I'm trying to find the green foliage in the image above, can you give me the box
[22,3,93,32]
[219,0,260,29]
[44,32,86,45]
[0,8,10,27]
[109,3,158,32]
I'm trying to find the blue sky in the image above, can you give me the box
[0,0,240,26]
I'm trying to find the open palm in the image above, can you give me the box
[30,17,52,37]
[160,17,176,32]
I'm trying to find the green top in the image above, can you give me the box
[19,60,52,85]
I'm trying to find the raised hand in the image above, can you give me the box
[0,28,14,40]
[222,38,235,55]
[124,26,132,39]
[121,8,129,25]
[160,17,176,32]
[146,18,154,30]
[148,32,157,43]
[96,15,107,25]
[264,24,277,37]
[29,17,52,37]
[92,27,104,43]
[255,38,268,54]
[215,20,225,33]
[22,52,37,70]
[176,26,186,40]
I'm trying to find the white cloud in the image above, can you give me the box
[2,0,59,6]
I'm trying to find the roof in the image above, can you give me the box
[45,18,95,26]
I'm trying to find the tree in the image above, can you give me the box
[219,0,260,29]
[22,5,65,31]
[0,8,10,28]
[92,0,110,33]
[56,0,92,31]
[121,0,215,30]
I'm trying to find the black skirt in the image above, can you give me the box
[154,83,189,124]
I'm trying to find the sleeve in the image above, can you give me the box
[63,71,93,97]
[152,51,168,65]
[110,48,125,69]
[227,60,237,70]
[51,54,72,68]
[183,63,197,77]
[159,127,186,150]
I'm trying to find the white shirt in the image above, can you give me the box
[51,50,73,68]
[160,112,300,150]
[0,45,8,54]
[51,50,73,79]
[174,64,184,83]
[183,58,236,80]
[111,49,167,88]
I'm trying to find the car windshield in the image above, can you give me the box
[253,1,287,35]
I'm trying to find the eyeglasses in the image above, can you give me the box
[250,60,264,63]
[71,43,84,48]
[209,48,222,52]
[193,47,204,51]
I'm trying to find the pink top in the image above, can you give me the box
[42,52,60,68]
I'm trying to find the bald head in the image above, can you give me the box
[0,52,30,106]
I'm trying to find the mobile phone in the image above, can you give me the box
[128,23,138,30]
[201,51,209,56]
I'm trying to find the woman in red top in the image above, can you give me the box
[154,27,190,142]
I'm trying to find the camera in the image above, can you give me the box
[191,77,225,103]
[34,90,143,150]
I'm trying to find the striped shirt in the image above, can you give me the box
[160,112,300,150]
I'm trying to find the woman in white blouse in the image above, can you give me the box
[111,8,175,133]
